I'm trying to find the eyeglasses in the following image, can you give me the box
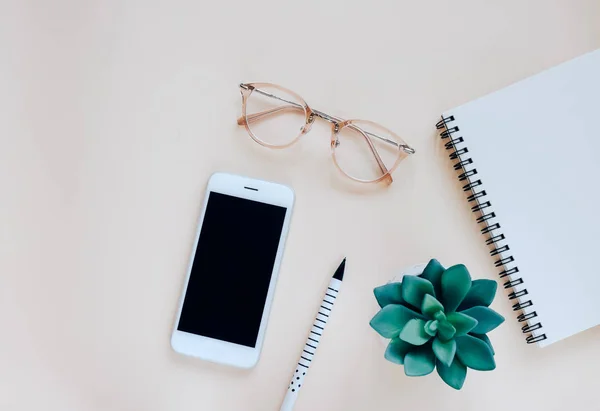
[237,82,415,184]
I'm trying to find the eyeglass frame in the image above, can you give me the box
[237,82,415,185]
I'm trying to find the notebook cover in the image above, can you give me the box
[441,49,600,347]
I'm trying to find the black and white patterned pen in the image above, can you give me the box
[279,258,346,411]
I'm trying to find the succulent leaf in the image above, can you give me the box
[399,319,432,346]
[419,259,445,297]
[456,335,496,371]
[446,312,478,336]
[424,320,439,336]
[434,311,447,322]
[370,304,423,338]
[459,306,505,334]
[436,320,457,342]
[402,276,435,308]
[432,337,456,367]
[441,264,472,312]
[458,279,498,310]
[404,345,435,376]
[421,294,444,318]
[436,358,467,390]
[471,333,495,355]
[374,282,404,308]
[385,338,413,365]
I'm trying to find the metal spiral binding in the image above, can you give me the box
[436,115,547,345]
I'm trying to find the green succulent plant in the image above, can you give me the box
[370,259,504,390]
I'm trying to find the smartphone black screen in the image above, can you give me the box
[177,192,287,348]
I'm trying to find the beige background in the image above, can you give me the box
[2,1,599,410]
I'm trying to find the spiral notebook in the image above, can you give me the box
[437,49,600,347]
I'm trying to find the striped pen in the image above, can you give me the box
[279,258,346,411]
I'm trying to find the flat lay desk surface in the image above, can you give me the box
[2,1,600,410]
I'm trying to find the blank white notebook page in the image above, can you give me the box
[444,49,600,347]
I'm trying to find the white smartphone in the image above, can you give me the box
[171,172,294,368]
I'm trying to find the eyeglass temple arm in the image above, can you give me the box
[237,105,304,126]
[313,109,414,154]
[238,85,305,125]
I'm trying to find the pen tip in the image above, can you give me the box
[333,258,346,281]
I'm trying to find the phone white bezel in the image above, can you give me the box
[171,172,295,368]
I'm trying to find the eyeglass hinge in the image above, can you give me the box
[239,83,254,91]
[400,144,416,154]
